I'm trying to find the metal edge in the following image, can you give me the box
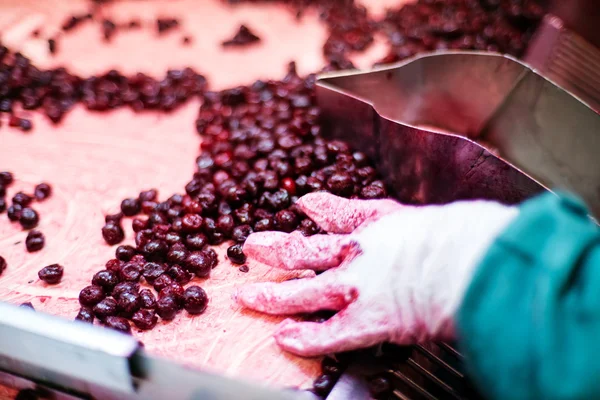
[317,50,598,116]
[0,302,139,395]
[315,52,554,196]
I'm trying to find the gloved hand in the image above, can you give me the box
[235,193,519,357]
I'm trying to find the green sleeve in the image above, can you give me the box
[457,191,600,400]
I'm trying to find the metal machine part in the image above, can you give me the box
[317,51,600,399]
[0,302,301,400]
[316,51,600,216]
[329,343,483,400]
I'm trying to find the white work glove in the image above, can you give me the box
[235,193,518,357]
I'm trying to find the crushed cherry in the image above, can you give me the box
[105,316,132,334]
[222,24,261,47]
[142,262,167,283]
[0,256,6,276]
[118,291,142,315]
[132,308,158,330]
[156,295,179,320]
[38,264,63,284]
[151,274,173,292]
[139,289,157,309]
[19,207,39,229]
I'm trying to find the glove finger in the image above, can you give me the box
[273,305,389,357]
[243,230,356,271]
[235,271,358,314]
[296,192,402,233]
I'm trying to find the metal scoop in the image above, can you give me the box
[316,51,600,217]
[316,51,600,400]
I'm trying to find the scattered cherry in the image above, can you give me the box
[34,183,52,200]
[139,289,157,309]
[183,286,208,315]
[38,264,63,284]
[121,198,141,216]
[112,281,140,299]
[232,224,253,243]
[120,263,142,282]
[25,229,45,252]
[227,244,246,264]
[142,262,167,283]
[75,307,95,323]
[102,222,125,245]
[167,264,192,284]
[93,297,118,319]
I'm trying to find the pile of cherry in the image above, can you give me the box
[231,0,546,69]
[0,48,207,131]
[82,61,388,337]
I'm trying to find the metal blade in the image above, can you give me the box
[132,351,302,400]
[0,302,300,400]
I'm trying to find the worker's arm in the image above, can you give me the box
[236,191,600,400]
[458,192,600,400]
